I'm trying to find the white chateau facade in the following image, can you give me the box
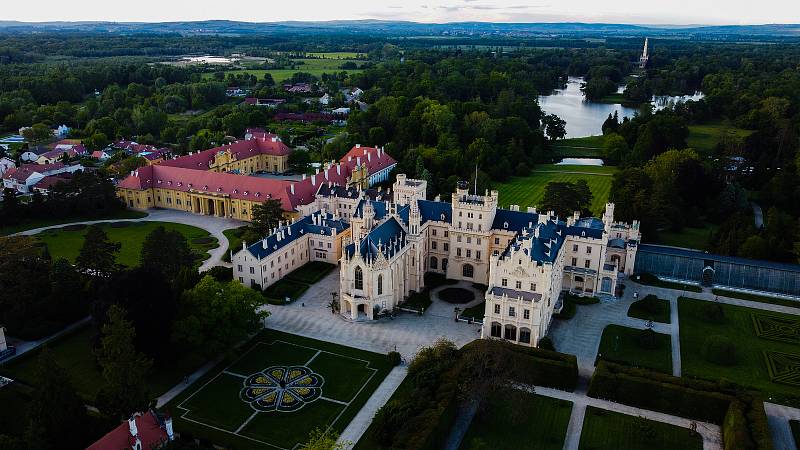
[235,174,641,347]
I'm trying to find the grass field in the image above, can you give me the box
[627,295,672,324]
[459,390,573,450]
[168,329,391,450]
[303,52,365,59]
[0,325,203,402]
[494,164,616,215]
[0,209,147,236]
[550,135,606,158]
[35,221,215,267]
[597,324,673,373]
[687,123,754,155]
[460,301,486,321]
[203,58,363,84]
[679,297,800,402]
[579,406,702,450]
[711,288,800,309]
[223,226,249,262]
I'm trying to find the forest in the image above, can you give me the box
[0,33,798,263]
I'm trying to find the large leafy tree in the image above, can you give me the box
[94,305,153,419]
[24,348,90,450]
[173,276,269,357]
[75,225,120,277]
[539,180,592,218]
[0,237,53,338]
[251,198,285,236]
[139,226,196,281]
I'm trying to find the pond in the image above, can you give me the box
[538,77,704,138]
[556,158,604,166]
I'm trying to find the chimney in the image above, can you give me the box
[290,184,295,195]
[337,164,341,175]
[262,238,268,249]
[128,416,138,437]
[357,156,361,166]
[368,152,372,162]
[356,144,361,148]
[311,175,316,186]
[302,174,307,180]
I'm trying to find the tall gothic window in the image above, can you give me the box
[354,266,363,290]
[377,274,383,295]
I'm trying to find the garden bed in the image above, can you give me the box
[285,261,336,284]
[597,324,673,374]
[628,294,671,323]
[263,279,310,304]
[438,287,475,304]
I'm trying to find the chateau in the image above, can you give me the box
[116,129,396,221]
[234,174,641,347]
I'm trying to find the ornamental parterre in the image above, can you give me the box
[239,366,324,412]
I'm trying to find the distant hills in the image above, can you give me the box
[0,20,798,38]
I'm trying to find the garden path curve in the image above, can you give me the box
[15,209,245,271]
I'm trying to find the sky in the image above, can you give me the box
[4,0,799,25]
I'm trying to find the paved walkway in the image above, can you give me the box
[669,295,682,376]
[524,384,723,450]
[752,202,764,229]
[338,366,408,449]
[155,356,225,407]
[261,269,482,361]
[17,209,245,271]
[763,402,800,450]
[2,316,91,364]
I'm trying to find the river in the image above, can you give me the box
[538,77,704,138]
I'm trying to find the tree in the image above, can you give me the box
[140,226,196,281]
[0,236,53,338]
[299,428,347,450]
[24,348,89,450]
[541,114,566,140]
[94,305,153,419]
[21,123,53,144]
[251,199,285,236]
[173,276,269,358]
[540,180,592,218]
[602,133,629,164]
[75,225,120,277]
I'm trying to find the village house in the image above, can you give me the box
[2,163,83,194]
[0,157,16,178]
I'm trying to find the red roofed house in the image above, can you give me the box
[87,411,173,450]
[36,143,87,164]
[116,136,397,221]
[32,174,72,195]
[3,163,83,193]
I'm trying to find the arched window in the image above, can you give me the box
[504,324,517,341]
[378,274,383,295]
[430,256,438,270]
[442,258,448,271]
[462,263,474,278]
[490,322,502,338]
[519,328,531,344]
[354,266,363,290]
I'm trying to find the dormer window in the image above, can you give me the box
[203,185,208,190]
[217,187,223,192]
[503,222,508,229]
[187,183,192,188]
[233,189,238,194]
[440,213,446,221]
[243,191,249,196]
[255,192,261,197]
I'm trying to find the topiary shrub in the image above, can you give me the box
[703,335,737,366]
[701,302,726,323]
[537,336,555,351]
[387,351,402,366]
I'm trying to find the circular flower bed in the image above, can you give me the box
[438,287,475,304]
[240,366,324,412]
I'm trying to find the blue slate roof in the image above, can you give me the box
[345,216,408,261]
[504,219,567,264]
[492,208,540,232]
[246,212,349,260]
[418,199,451,223]
[565,225,604,240]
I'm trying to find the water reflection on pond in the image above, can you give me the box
[556,158,604,166]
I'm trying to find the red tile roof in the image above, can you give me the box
[87,412,168,450]
[32,174,70,191]
[339,145,397,175]
[2,163,66,182]
[160,137,291,171]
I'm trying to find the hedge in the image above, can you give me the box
[589,361,772,450]
[462,339,579,392]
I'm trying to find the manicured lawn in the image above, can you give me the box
[167,329,391,450]
[402,289,433,312]
[461,301,486,321]
[711,288,800,310]
[631,274,702,293]
[646,223,716,251]
[438,287,475,304]
[35,221,215,267]
[554,294,600,320]
[790,420,800,449]
[459,390,573,450]
[0,209,147,236]
[0,325,204,402]
[687,123,754,156]
[223,226,249,262]
[201,57,363,84]
[285,261,336,284]
[494,164,616,215]
[263,278,310,304]
[551,135,605,158]
[597,324,673,374]
[628,295,671,324]
[0,382,32,436]
[679,297,800,401]
[579,406,702,450]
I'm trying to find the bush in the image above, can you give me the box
[537,336,555,351]
[387,351,402,367]
[204,266,233,282]
[702,335,737,366]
